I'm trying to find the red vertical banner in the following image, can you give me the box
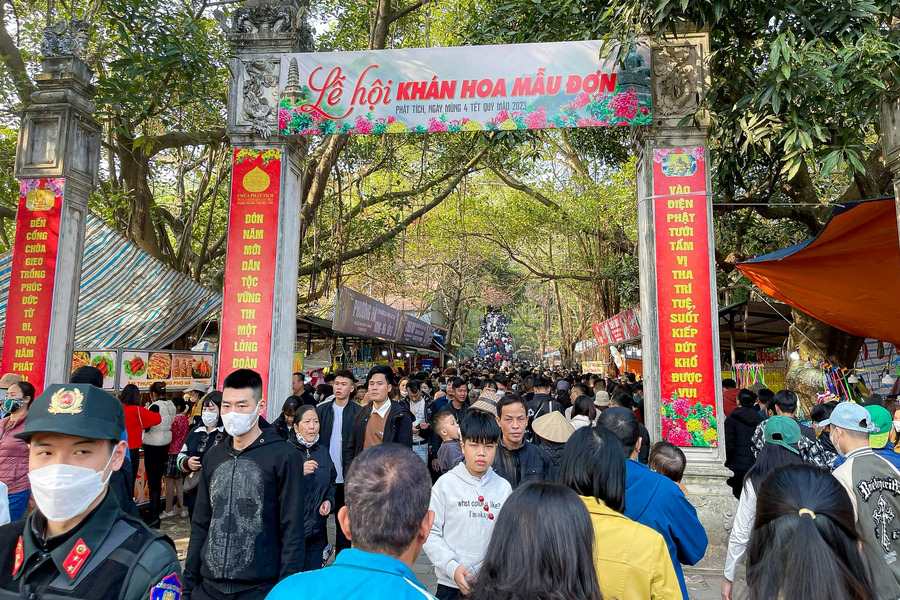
[217,149,281,412]
[0,179,64,393]
[653,147,718,447]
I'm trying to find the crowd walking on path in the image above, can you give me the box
[0,359,897,600]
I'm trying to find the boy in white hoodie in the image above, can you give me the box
[424,410,512,600]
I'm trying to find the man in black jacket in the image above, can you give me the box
[723,388,764,498]
[348,366,414,462]
[316,369,360,553]
[493,393,551,488]
[525,375,560,434]
[185,369,306,600]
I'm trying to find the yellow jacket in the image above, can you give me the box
[581,496,681,600]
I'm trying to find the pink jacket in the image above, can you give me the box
[0,416,29,493]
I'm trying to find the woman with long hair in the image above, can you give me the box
[119,383,161,498]
[722,416,805,599]
[177,391,227,519]
[469,481,603,600]
[569,395,597,430]
[558,426,679,599]
[747,464,875,600]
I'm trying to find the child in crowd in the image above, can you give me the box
[424,410,513,600]
[649,441,687,493]
[433,410,463,475]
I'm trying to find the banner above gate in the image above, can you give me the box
[278,41,651,136]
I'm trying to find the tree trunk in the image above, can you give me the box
[119,141,164,259]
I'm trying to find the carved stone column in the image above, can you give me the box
[1,21,99,391]
[636,30,735,572]
[881,96,900,247]
[216,0,312,417]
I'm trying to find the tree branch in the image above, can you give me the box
[490,167,562,211]
[140,128,227,157]
[389,0,432,24]
[298,145,491,277]
[0,4,34,105]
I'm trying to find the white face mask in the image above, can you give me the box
[201,410,219,428]
[222,410,258,437]
[893,420,900,433]
[29,451,115,521]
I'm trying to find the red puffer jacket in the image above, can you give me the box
[0,416,29,493]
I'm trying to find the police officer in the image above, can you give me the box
[0,383,182,599]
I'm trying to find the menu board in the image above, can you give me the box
[333,287,401,340]
[118,350,215,390]
[71,349,216,392]
[397,313,434,348]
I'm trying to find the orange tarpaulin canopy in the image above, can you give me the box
[736,199,900,346]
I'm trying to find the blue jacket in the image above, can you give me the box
[624,460,708,600]
[266,548,436,600]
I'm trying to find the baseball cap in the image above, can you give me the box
[18,383,124,442]
[556,380,571,392]
[820,401,877,434]
[866,404,892,448]
[763,416,801,455]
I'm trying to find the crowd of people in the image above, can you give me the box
[0,358,898,599]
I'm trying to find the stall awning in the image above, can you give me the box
[0,213,222,349]
[737,199,900,345]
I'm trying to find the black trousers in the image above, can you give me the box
[727,471,746,499]
[142,444,169,520]
[333,483,351,552]
[436,584,462,600]
[128,447,141,497]
[304,532,328,571]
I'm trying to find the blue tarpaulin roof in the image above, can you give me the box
[0,213,222,349]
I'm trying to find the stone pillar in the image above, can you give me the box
[636,31,735,571]
[216,0,312,418]
[880,96,900,247]
[1,21,99,391]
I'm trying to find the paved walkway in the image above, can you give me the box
[161,514,733,599]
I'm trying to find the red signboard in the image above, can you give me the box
[217,149,281,412]
[0,179,64,393]
[653,147,718,447]
[591,307,641,346]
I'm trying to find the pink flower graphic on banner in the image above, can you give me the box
[387,116,396,124]
[610,88,638,119]
[673,398,690,417]
[428,118,448,133]
[355,116,374,134]
[573,92,590,109]
[525,107,547,129]
[667,426,691,446]
[278,109,290,131]
[491,110,510,125]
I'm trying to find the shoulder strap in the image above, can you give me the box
[49,520,138,590]
[116,524,175,600]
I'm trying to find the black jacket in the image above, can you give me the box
[185,425,305,596]
[725,406,765,473]
[289,435,337,540]
[272,414,293,440]
[349,401,414,462]
[316,398,361,477]
[0,489,180,600]
[526,393,562,434]
[492,440,551,489]
[177,426,228,471]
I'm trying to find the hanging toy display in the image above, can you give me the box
[822,363,857,402]
[732,363,766,389]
